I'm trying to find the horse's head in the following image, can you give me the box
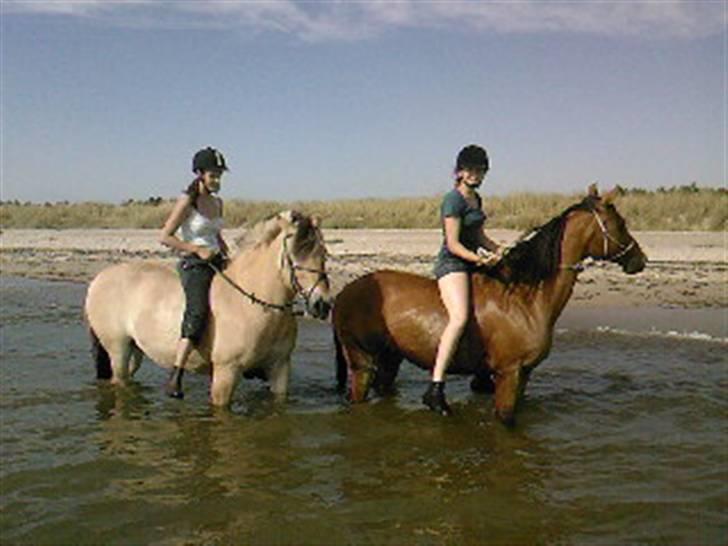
[276,210,332,320]
[582,184,647,274]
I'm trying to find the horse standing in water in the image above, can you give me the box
[85,211,331,406]
[333,186,647,426]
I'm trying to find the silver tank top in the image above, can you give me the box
[178,203,223,253]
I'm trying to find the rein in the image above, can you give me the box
[207,234,327,316]
[209,261,301,315]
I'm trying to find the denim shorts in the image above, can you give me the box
[433,250,475,280]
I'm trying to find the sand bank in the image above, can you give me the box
[1,228,725,309]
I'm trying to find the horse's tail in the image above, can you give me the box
[89,326,112,379]
[334,328,348,394]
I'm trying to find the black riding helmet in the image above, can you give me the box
[192,147,228,174]
[456,144,489,172]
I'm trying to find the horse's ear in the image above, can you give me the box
[278,210,304,225]
[587,183,599,198]
[602,185,624,204]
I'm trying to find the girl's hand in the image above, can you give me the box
[476,247,500,267]
[196,247,216,261]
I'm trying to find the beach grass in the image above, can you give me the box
[1,185,724,231]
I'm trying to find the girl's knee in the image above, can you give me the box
[181,309,209,342]
[447,313,469,334]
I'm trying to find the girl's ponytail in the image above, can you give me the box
[184,178,202,209]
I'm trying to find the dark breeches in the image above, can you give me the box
[178,254,223,344]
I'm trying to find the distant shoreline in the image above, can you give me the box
[1,228,725,310]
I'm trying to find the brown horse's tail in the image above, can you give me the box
[334,329,348,393]
[89,326,112,379]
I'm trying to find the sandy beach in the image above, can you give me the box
[0,228,725,309]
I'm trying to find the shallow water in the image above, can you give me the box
[1,276,726,545]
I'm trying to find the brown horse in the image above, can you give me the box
[85,211,331,406]
[332,185,647,426]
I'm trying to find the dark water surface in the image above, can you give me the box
[1,276,726,545]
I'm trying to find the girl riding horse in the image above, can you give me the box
[427,144,503,416]
[333,184,646,426]
[86,210,331,406]
[159,147,231,399]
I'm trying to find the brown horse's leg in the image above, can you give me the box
[350,367,375,402]
[470,369,495,393]
[372,351,402,396]
[342,344,375,403]
[493,367,525,427]
[210,364,241,407]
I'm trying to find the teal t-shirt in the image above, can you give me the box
[439,188,486,255]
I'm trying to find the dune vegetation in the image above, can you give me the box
[1,184,724,231]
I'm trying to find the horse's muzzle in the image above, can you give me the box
[308,296,332,321]
[619,245,647,275]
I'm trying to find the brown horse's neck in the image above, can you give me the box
[224,236,294,305]
[538,212,594,326]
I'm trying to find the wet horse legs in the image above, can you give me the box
[494,367,529,427]
[210,364,242,407]
[341,343,376,402]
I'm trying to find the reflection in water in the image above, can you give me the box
[1,277,726,545]
[91,388,569,545]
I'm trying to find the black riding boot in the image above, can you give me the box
[165,367,185,399]
[422,381,452,416]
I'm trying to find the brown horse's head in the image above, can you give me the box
[583,184,647,274]
[278,210,332,320]
[488,184,647,284]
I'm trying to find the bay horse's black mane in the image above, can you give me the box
[483,196,598,286]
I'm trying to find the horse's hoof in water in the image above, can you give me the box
[165,386,184,399]
[495,409,516,428]
[422,382,452,416]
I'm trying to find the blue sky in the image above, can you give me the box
[1,1,725,203]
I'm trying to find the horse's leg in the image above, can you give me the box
[493,367,526,427]
[372,350,402,396]
[108,338,133,386]
[342,343,376,403]
[128,343,143,378]
[268,358,291,399]
[210,364,242,407]
[470,368,496,393]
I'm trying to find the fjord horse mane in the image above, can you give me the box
[234,215,285,252]
[485,196,597,286]
[233,210,324,259]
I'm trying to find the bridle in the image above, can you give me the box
[559,205,636,272]
[280,233,329,312]
[209,232,328,315]
[590,207,636,262]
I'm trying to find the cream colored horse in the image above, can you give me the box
[85,211,331,406]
